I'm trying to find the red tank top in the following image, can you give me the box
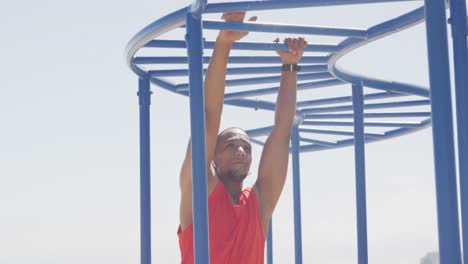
[178,181,265,264]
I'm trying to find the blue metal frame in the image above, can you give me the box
[138,77,152,264]
[201,19,368,37]
[267,218,273,264]
[134,56,330,65]
[186,10,210,264]
[125,0,468,263]
[148,64,329,77]
[291,125,303,264]
[448,0,468,259]
[424,0,462,263]
[352,83,368,264]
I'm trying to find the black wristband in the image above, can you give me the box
[281,64,301,72]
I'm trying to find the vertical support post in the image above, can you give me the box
[267,218,273,264]
[138,77,152,264]
[291,125,303,264]
[448,0,468,259]
[423,1,462,263]
[352,83,368,264]
[186,11,210,264]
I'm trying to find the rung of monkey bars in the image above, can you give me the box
[298,128,385,138]
[201,20,368,38]
[297,92,406,108]
[224,79,344,100]
[302,120,423,128]
[204,0,423,13]
[301,100,431,114]
[149,65,328,77]
[133,56,330,64]
[176,72,333,91]
[299,137,337,147]
[145,40,340,52]
[304,112,431,119]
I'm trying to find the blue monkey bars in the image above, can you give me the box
[125,0,468,263]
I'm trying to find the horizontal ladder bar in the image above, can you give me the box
[205,0,423,13]
[297,91,406,108]
[226,99,276,111]
[202,20,368,38]
[224,79,344,100]
[176,72,334,91]
[245,126,274,137]
[149,65,328,77]
[145,40,339,52]
[299,136,337,147]
[301,100,431,114]
[302,120,423,128]
[304,112,431,119]
[298,128,385,138]
[134,56,329,64]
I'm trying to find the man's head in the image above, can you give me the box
[213,127,252,183]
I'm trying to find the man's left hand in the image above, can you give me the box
[275,37,308,64]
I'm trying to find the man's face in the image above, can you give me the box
[214,128,252,183]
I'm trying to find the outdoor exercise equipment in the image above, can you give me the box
[125,0,468,263]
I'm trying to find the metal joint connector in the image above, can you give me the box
[293,111,305,126]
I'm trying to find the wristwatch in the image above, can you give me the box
[281,64,301,72]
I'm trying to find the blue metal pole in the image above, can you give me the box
[204,0,422,13]
[291,125,303,264]
[302,120,422,128]
[299,128,384,139]
[138,77,152,264]
[304,112,431,119]
[352,83,368,264]
[224,79,342,101]
[267,218,273,264]
[297,91,406,108]
[201,20,367,38]
[176,72,333,92]
[448,0,468,260]
[149,65,328,77]
[299,137,336,148]
[146,39,339,52]
[134,56,329,65]
[301,100,430,114]
[186,11,210,264]
[423,1,462,263]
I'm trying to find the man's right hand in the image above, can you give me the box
[217,12,257,44]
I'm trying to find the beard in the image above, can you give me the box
[225,168,248,183]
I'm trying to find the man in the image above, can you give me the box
[178,11,307,263]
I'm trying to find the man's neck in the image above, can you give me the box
[222,180,243,205]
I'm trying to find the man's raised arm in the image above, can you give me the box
[254,37,308,237]
[179,12,257,231]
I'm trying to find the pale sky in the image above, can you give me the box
[0,0,452,263]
